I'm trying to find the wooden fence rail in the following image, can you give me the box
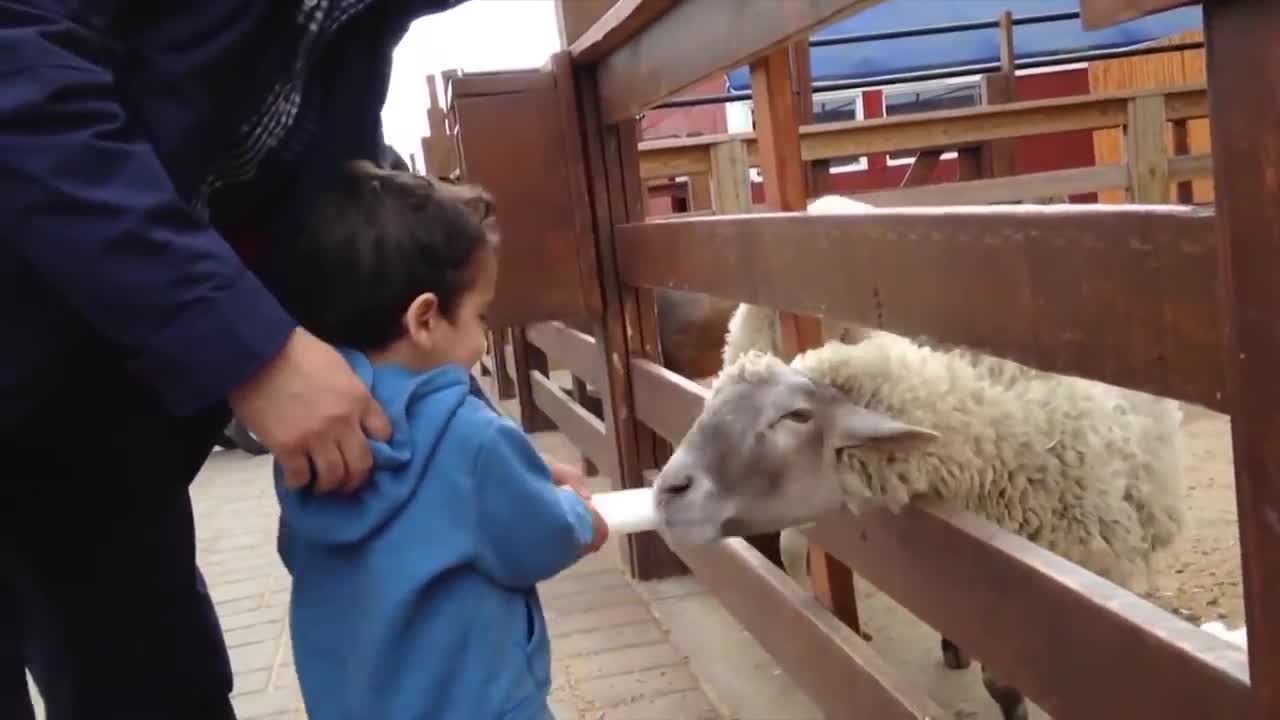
[616,205,1224,410]
[637,84,1207,180]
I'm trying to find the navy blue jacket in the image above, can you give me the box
[0,0,466,424]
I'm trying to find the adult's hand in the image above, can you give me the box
[229,328,392,493]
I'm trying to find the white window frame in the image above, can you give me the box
[879,74,984,166]
[724,61,1091,176]
[809,88,869,174]
[876,61,1089,166]
[727,86,869,183]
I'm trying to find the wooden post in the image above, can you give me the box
[510,327,555,432]
[571,376,600,476]
[790,39,829,197]
[489,328,516,400]
[688,174,714,211]
[978,11,1018,182]
[1203,1,1280,717]
[996,9,1014,73]
[1124,94,1170,203]
[1171,119,1194,204]
[574,60,688,580]
[552,0,609,477]
[709,140,752,213]
[750,46,861,634]
[751,51,808,212]
[424,74,457,178]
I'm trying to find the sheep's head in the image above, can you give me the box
[653,351,940,545]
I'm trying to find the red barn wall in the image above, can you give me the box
[640,75,728,140]
[641,74,729,216]
[750,67,1097,204]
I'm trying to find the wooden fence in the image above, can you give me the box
[637,83,1210,207]
[448,0,1280,717]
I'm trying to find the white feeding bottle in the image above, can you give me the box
[589,487,658,534]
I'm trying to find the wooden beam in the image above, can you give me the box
[661,535,948,719]
[709,140,752,213]
[577,64,688,580]
[687,174,713,212]
[806,501,1251,719]
[1168,151,1212,182]
[526,321,604,388]
[569,0,682,62]
[1171,118,1195,203]
[750,51,808,214]
[511,327,555,432]
[1126,94,1171,203]
[750,46,861,634]
[594,0,891,123]
[530,371,618,480]
[860,162,1130,206]
[997,9,1015,73]
[615,206,1225,411]
[1203,0,1280,716]
[424,74,457,177]
[571,375,601,477]
[790,39,827,197]
[852,154,1207,207]
[486,328,517,400]
[631,358,707,442]
[637,86,1210,180]
[980,12,1019,182]
[555,0,621,48]
[1081,0,1200,30]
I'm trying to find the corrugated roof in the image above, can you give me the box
[724,1,1202,92]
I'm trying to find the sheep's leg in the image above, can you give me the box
[939,636,971,669]
[981,666,1028,720]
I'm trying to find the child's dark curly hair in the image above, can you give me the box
[273,161,499,351]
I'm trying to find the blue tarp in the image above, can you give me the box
[724,1,1203,92]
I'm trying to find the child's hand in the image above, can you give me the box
[581,500,609,556]
[550,461,606,554]
[549,461,591,501]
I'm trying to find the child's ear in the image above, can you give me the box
[405,292,440,347]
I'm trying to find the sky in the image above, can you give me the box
[380,0,563,167]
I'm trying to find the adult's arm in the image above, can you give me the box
[0,7,295,415]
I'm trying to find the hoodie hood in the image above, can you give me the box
[275,349,472,546]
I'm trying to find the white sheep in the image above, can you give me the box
[719,195,873,370]
[665,308,1186,720]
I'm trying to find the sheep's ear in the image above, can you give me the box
[827,402,939,452]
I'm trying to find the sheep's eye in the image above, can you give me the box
[780,408,814,424]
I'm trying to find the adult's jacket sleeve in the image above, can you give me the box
[1,9,296,415]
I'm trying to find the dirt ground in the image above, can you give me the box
[1147,404,1245,628]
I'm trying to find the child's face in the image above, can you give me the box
[380,247,497,373]
[436,247,497,370]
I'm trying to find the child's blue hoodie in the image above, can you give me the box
[275,350,596,720]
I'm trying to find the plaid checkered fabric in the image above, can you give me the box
[192,0,377,216]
